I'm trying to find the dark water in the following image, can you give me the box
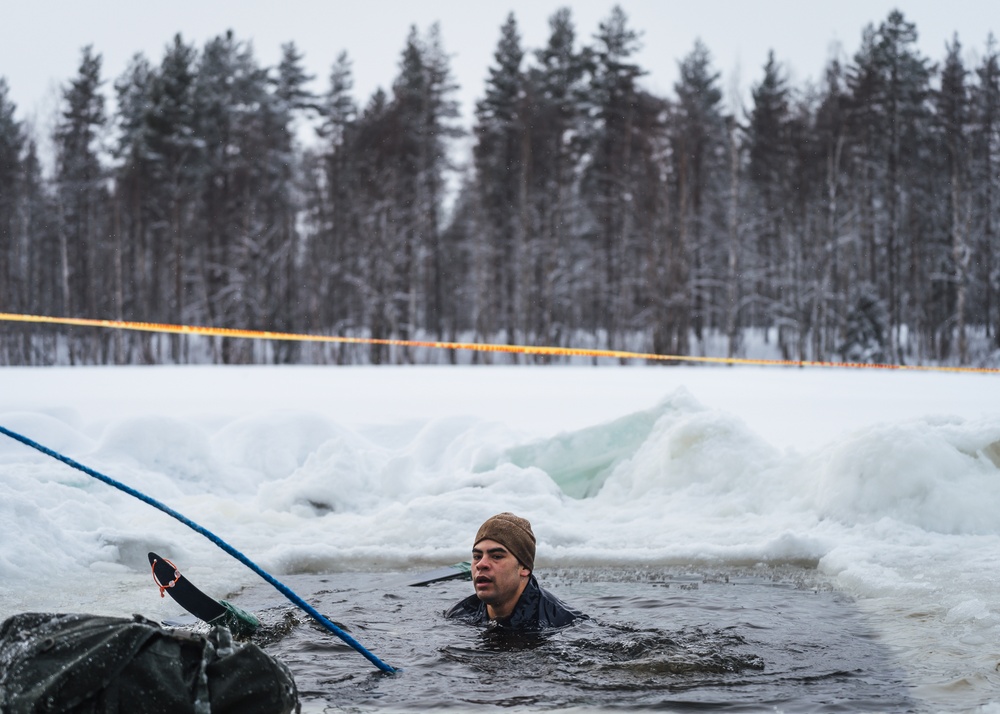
[234,566,913,713]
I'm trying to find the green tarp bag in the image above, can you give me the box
[0,612,299,714]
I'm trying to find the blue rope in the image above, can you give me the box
[0,424,398,674]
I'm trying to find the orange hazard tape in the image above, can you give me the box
[0,312,997,374]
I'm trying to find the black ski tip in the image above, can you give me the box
[407,561,472,587]
[148,550,229,624]
[149,552,178,586]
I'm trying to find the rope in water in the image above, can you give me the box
[0,424,397,674]
[1,311,998,373]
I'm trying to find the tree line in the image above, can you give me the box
[0,7,998,366]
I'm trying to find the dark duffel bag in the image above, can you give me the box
[0,612,299,713]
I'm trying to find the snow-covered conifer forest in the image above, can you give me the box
[0,7,998,367]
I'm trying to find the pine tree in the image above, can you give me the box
[416,23,461,343]
[839,287,888,363]
[0,79,23,248]
[669,39,725,352]
[18,138,57,362]
[348,88,400,364]
[53,45,109,363]
[111,52,157,362]
[785,92,830,362]
[193,31,277,362]
[935,36,971,362]
[0,78,26,362]
[879,11,932,363]
[525,7,589,354]
[387,26,427,358]
[317,51,356,143]
[274,41,315,113]
[266,41,313,363]
[307,50,358,359]
[147,34,200,360]
[747,52,827,360]
[813,58,852,359]
[586,5,645,350]
[973,35,1000,348]
[745,50,792,343]
[473,12,527,353]
[331,21,459,364]
[845,24,885,297]
[848,11,932,362]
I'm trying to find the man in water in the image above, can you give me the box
[446,512,584,629]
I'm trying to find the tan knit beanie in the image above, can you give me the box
[474,512,536,572]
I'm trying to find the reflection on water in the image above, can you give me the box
[233,566,912,712]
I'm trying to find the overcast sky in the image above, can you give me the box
[1,1,996,133]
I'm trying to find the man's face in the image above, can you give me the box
[472,539,529,618]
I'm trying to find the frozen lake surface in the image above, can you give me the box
[2,365,1000,711]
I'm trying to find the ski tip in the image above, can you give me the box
[148,552,177,570]
[407,561,472,587]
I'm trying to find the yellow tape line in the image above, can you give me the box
[0,312,997,374]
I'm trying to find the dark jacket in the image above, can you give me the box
[445,575,585,630]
